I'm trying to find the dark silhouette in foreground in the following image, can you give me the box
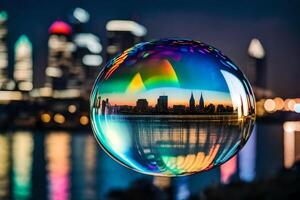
[106,161,300,200]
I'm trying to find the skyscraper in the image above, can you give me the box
[105,20,147,61]
[0,11,11,90]
[199,92,205,110]
[189,92,195,111]
[157,95,168,113]
[14,35,33,91]
[101,98,109,115]
[45,20,73,91]
[136,99,148,112]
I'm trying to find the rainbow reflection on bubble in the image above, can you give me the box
[90,38,256,176]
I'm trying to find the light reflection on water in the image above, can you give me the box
[0,123,285,199]
[12,131,33,200]
[0,134,10,200]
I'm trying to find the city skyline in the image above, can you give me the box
[97,87,233,107]
[94,91,235,115]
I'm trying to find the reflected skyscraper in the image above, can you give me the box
[14,35,33,91]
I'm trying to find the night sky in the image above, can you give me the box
[1,0,300,97]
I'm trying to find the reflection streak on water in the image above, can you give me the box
[46,132,71,200]
[12,131,34,200]
[100,114,254,175]
[0,134,10,199]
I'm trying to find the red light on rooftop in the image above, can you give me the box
[49,20,72,35]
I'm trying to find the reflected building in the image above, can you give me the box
[105,20,146,60]
[101,98,109,115]
[14,35,33,91]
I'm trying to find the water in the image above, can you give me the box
[93,114,254,176]
[0,122,284,200]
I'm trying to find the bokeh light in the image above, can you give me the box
[90,39,256,176]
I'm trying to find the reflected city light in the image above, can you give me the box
[239,126,256,182]
[264,99,276,113]
[220,155,237,184]
[54,114,65,124]
[0,134,10,199]
[45,132,71,200]
[12,132,34,200]
[283,121,300,168]
[41,113,51,123]
[91,39,255,176]
[295,104,300,113]
[79,115,89,125]
[73,7,90,23]
[274,97,284,111]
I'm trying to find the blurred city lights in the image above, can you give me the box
[220,156,237,184]
[0,91,22,101]
[82,55,102,66]
[73,8,90,23]
[106,20,147,37]
[12,132,33,199]
[79,115,89,125]
[295,104,300,113]
[264,99,276,113]
[41,113,51,123]
[274,97,284,111]
[287,99,296,111]
[68,104,77,113]
[248,38,265,59]
[54,114,65,124]
[74,33,102,53]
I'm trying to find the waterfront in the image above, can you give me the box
[0,121,286,200]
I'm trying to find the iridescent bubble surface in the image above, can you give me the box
[90,39,256,176]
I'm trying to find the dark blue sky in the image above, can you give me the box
[1,0,300,97]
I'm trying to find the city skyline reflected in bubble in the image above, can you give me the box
[90,38,256,176]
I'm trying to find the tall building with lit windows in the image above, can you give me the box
[14,35,33,91]
[105,20,147,61]
[0,11,10,90]
[45,20,74,92]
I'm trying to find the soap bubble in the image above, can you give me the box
[90,39,255,176]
